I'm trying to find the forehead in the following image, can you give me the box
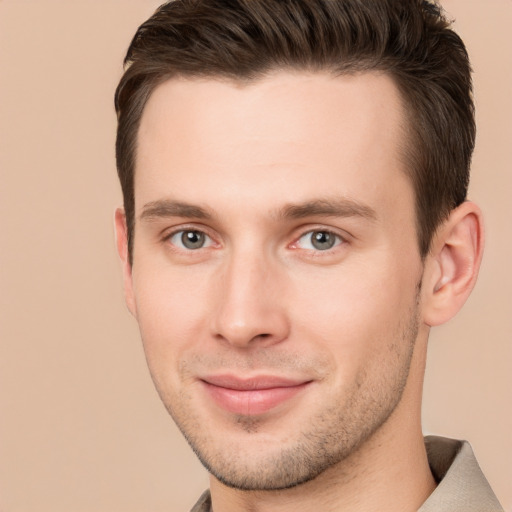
[135,71,411,216]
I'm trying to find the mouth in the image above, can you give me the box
[199,375,313,416]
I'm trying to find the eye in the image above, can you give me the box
[168,230,213,250]
[296,230,343,251]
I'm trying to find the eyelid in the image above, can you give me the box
[162,224,219,249]
[171,230,213,250]
[159,223,350,252]
[289,226,349,251]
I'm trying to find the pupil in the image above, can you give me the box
[312,231,335,250]
[182,231,205,249]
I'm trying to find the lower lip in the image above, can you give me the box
[202,381,310,416]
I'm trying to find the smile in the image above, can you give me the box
[200,375,313,416]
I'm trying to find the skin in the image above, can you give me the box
[115,71,484,512]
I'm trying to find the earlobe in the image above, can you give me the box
[114,208,137,317]
[422,201,484,327]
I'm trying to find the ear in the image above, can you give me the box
[114,208,137,316]
[422,201,484,327]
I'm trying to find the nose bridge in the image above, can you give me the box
[211,244,288,347]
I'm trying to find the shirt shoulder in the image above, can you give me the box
[419,435,504,512]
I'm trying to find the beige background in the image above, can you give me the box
[0,1,510,511]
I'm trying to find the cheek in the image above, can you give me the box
[290,260,416,371]
[131,264,214,376]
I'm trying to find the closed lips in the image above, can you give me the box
[200,375,312,415]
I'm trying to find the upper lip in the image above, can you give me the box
[200,374,312,390]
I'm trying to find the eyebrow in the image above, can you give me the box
[139,197,377,223]
[140,200,212,221]
[278,198,377,221]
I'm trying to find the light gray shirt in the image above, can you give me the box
[191,436,504,511]
[419,436,503,511]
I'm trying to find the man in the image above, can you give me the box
[113,0,503,510]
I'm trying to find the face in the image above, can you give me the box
[122,71,426,490]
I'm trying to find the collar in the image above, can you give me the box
[419,435,503,511]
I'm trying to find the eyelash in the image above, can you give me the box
[163,227,216,251]
[293,229,345,252]
[162,226,347,254]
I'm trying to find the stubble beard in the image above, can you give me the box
[152,301,420,492]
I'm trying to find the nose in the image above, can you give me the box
[210,250,290,348]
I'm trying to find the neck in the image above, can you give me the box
[208,337,436,512]
[209,424,435,512]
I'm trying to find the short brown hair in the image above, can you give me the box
[115,0,475,261]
